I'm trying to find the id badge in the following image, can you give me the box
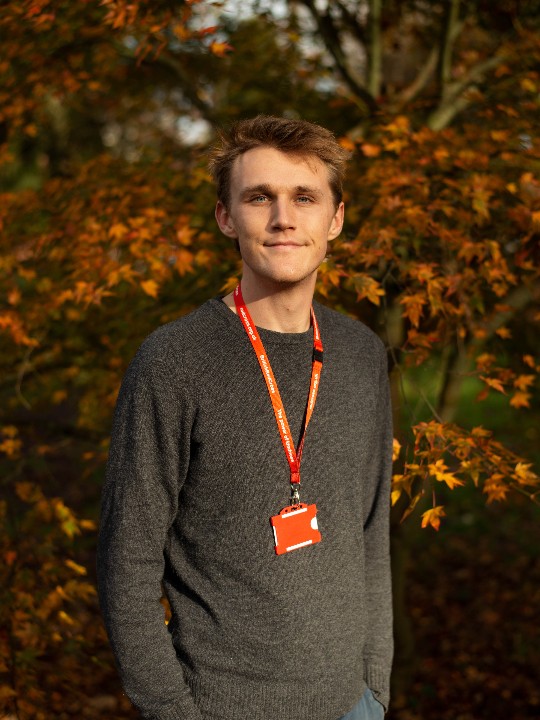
[270,503,322,555]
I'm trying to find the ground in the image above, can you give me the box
[388,493,540,720]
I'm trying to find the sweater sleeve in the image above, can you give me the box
[361,345,394,712]
[97,350,203,720]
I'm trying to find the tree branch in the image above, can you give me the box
[115,42,218,124]
[436,283,536,422]
[438,0,461,96]
[334,0,366,46]
[367,0,382,98]
[394,15,464,109]
[294,0,378,114]
[428,54,504,130]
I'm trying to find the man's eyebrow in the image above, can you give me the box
[239,184,323,198]
[295,185,323,196]
[240,184,273,198]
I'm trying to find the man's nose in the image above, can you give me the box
[270,198,296,230]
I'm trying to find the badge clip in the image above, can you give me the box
[290,482,301,506]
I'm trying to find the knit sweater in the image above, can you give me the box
[97,297,393,720]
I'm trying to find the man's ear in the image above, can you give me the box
[215,201,238,238]
[328,201,345,241]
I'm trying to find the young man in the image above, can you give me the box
[97,116,393,720]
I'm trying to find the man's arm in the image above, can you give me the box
[362,344,394,712]
[97,351,202,720]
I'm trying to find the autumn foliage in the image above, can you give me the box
[1,1,539,717]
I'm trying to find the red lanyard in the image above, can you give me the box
[234,284,323,501]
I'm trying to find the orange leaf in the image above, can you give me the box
[480,376,506,394]
[509,391,531,408]
[210,41,233,57]
[141,279,159,298]
[421,506,445,531]
[400,293,426,328]
[338,137,356,151]
[514,374,535,391]
[361,143,381,157]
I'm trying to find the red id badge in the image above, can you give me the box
[270,503,322,555]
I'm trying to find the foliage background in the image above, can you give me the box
[1,1,539,719]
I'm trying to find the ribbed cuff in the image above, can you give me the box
[364,663,390,712]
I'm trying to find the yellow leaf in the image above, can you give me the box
[174,249,194,277]
[514,374,535,391]
[65,559,87,576]
[53,390,68,404]
[400,293,426,328]
[108,222,129,240]
[15,482,43,503]
[428,460,465,489]
[1,425,19,438]
[392,438,401,462]
[58,610,75,626]
[339,137,356,152]
[484,474,508,503]
[141,279,159,298]
[210,41,233,57]
[361,143,381,157]
[509,391,531,408]
[421,505,445,531]
[514,462,537,485]
[495,327,511,339]
[480,375,506,394]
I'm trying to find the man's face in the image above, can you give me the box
[215,146,344,289]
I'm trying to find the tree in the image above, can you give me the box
[1,1,539,717]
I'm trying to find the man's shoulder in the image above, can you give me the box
[314,302,386,358]
[130,298,226,373]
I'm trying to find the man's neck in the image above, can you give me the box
[222,273,316,333]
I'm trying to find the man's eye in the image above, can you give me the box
[297,196,313,203]
[251,195,268,203]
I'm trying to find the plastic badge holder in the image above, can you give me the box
[270,503,322,555]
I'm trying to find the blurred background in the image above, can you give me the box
[1,2,539,719]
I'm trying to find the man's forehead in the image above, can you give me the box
[230,146,330,189]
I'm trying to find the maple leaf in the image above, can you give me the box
[361,143,381,157]
[210,41,234,57]
[480,376,506,394]
[174,249,194,277]
[484,474,509,503]
[338,137,356,151]
[514,374,535,391]
[476,353,497,370]
[428,460,465,489]
[513,462,538,486]
[108,222,129,240]
[140,279,159,298]
[421,506,446,531]
[400,292,426,327]
[509,391,531,408]
[352,274,385,306]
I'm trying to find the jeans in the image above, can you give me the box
[337,687,385,720]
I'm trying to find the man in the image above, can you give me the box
[97,115,393,720]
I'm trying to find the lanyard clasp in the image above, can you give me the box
[290,483,301,506]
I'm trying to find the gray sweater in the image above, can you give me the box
[97,297,393,720]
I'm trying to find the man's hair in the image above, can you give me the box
[208,115,350,209]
